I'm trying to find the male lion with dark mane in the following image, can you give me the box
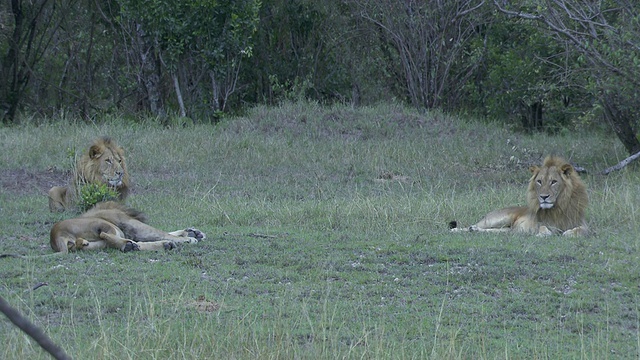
[450,156,588,236]
[50,201,205,253]
[48,137,129,212]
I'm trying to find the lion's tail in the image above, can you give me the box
[0,254,25,259]
[0,252,67,260]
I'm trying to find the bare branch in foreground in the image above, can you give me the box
[0,296,71,360]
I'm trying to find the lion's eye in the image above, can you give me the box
[536,180,542,186]
[550,180,557,185]
[105,159,112,165]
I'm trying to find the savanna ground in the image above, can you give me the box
[1,102,639,359]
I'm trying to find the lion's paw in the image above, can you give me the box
[184,228,206,242]
[163,241,177,250]
[561,227,585,237]
[536,226,553,237]
[122,240,140,252]
[74,238,90,250]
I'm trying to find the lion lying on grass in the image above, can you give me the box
[48,137,129,212]
[50,201,205,253]
[450,156,588,236]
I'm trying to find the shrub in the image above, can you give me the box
[78,183,119,212]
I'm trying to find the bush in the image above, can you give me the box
[78,183,119,211]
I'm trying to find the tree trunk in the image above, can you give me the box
[602,95,640,155]
[172,73,186,117]
[135,23,164,117]
[2,0,27,123]
[521,101,543,131]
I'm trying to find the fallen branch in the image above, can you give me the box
[0,296,71,360]
[222,232,280,239]
[601,151,640,175]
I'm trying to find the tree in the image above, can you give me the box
[0,0,69,123]
[116,0,261,118]
[243,0,357,105]
[346,0,485,109]
[494,0,640,155]
[462,13,584,131]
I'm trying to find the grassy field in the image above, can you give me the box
[1,101,639,359]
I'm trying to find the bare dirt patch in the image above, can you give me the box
[0,168,69,196]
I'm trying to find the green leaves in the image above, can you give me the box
[116,0,261,112]
[78,183,119,212]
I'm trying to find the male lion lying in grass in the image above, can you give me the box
[450,156,588,236]
[50,201,205,253]
[49,137,130,212]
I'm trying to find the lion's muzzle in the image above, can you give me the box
[106,172,124,187]
[538,194,554,209]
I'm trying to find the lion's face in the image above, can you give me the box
[531,165,566,209]
[90,144,126,187]
[77,137,130,198]
[528,159,577,211]
[49,137,130,212]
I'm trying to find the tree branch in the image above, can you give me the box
[601,151,640,175]
[0,296,71,360]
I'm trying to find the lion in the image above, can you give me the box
[48,137,130,212]
[49,201,206,253]
[449,156,588,236]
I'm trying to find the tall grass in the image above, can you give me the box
[1,101,639,359]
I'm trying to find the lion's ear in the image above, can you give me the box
[529,165,540,174]
[88,145,103,159]
[560,163,573,176]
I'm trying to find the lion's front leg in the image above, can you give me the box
[99,232,175,252]
[119,217,205,246]
[166,228,206,243]
[128,240,176,251]
[536,226,554,237]
[561,225,589,237]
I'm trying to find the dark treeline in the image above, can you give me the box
[1,0,639,154]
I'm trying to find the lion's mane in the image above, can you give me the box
[450,155,588,236]
[526,156,588,233]
[48,137,130,212]
[75,136,130,197]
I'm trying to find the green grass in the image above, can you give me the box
[1,101,639,359]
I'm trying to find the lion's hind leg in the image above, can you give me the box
[450,207,526,233]
[78,240,108,251]
[48,186,70,212]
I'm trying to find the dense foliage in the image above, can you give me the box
[78,183,119,212]
[1,0,639,153]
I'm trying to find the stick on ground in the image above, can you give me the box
[601,151,640,175]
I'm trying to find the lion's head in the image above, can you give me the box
[527,156,587,231]
[75,137,129,200]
